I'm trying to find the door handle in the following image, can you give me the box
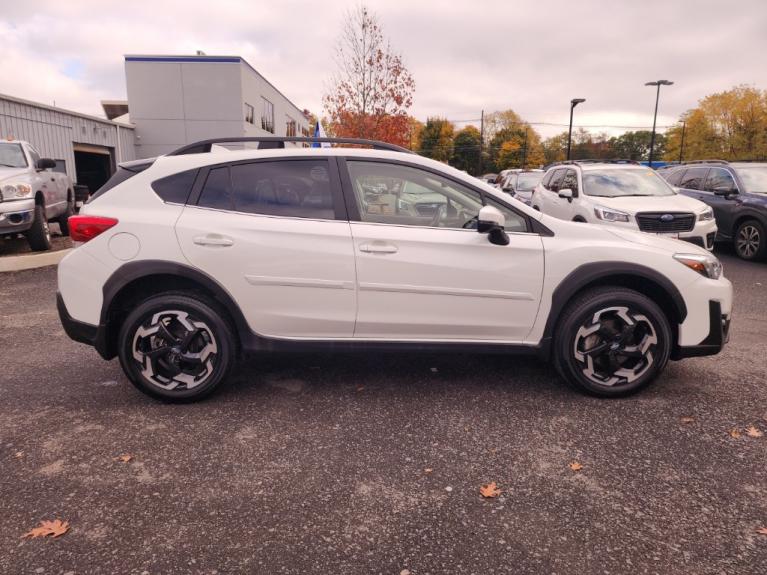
[359,242,398,254]
[193,234,234,247]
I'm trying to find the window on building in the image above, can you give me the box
[286,116,297,137]
[261,98,274,133]
[244,103,255,125]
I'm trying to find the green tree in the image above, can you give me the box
[451,125,481,174]
[608,130,666,161]
[418,117,454,162]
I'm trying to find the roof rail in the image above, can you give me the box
[680,159,730,165]
[545,158,641,168]
[167,136,413,156]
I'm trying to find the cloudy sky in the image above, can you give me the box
[2,0,765,137]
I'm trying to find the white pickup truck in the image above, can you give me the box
[0,139,74,251]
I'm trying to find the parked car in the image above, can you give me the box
[480,173,498,185]
[0,139,74,250]
[658,160,767,261]
[531,160,717,250]
[58,137,732,402]
[500,169,545,205]
[493,169,519,188]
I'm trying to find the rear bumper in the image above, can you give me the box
[672,300,731,359]
[57,292,111,359]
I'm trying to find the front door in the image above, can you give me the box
[342,159,544,342]
[175,157,357,339]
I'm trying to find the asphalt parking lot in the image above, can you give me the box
[1,249,766,575]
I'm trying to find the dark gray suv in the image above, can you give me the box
[659,161,767,261]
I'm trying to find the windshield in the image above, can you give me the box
[736,167,767,194]
[0,143,28,168]
[517,172,543,191]
[582,168,675,197]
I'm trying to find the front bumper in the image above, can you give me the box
[0,198,35,234]
[678,219,718,251]
[672,300,731,359]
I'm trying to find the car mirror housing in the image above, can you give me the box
[558,188,574,200]
[477,205,509,246]
[713,186,737,197]
[37,158,56,170]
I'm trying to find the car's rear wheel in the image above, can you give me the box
[734,219,766,261]
[25,204,51,251]
[554,287,672,397]
[56,193,74,236]
[118,293,236,402]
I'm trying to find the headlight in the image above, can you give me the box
[673,253,723,279]
[594,206,630,223]
[1,183,33,200]
[698,208,715,221]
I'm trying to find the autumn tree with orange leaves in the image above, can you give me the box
[323,5,415,147]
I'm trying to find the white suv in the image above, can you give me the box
[57,138,732,402]
[531,160,718,250]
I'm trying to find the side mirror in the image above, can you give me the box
[558,188,574,200]
[37,158,56,170]
[477,205,509,246]
[502,185,513,193]
[713,186,737,197]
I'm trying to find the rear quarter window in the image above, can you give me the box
[151,169,198,204]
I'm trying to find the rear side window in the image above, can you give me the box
[197,160,335,220]
[151,169,198,204]
[679,167,708,190]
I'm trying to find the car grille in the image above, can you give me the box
[635,212,695,233]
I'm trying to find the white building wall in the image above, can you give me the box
[0,93,136,183]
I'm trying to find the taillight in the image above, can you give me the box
[68,215,119,242]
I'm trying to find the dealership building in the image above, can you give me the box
[0,54,311,194]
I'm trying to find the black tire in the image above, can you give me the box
[553,286,672,398]
[56,193,74,236]
[24,204,52,251]
[734,219,766,261]
[117,292,237,402]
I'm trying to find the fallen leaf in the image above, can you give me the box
[480,482,501,498]
[22,519,70,539]
[680,416,695,424]
[401,570,412,575]
[423,468,433,474]
[356,385,364,392]
[569,462,583,472]
[15,451,24,458]
[746,426,763,438]
[730,428,741,439]
[757,527,767,536]
[115,454,133,463]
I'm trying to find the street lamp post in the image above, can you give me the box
[567,98,586,160]
[645,80,673,167]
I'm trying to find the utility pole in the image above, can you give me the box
[678,121,686,164]
[479,109,484,175]
[645,80,673,167]
[567,99,586,160]
[521,127,528,168]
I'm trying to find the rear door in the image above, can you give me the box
[175,157,357,339]
[341,158,544,342]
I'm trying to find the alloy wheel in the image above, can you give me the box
[131,310,219,391]
[736,225,760,258]
[572,306,658,387]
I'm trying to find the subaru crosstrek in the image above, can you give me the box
[57,137,733,402]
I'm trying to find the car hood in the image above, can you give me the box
[0,167,30,183]
[587,193,707,214]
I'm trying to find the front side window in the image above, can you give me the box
[483,197,529,233]
[663,168,684,186]
[27,146,41,168]
[261,98,274,133]
[582,168,674,197]
[704,168,737,193]
[541,169,554,188]
[735,166,767,194]
[198,160,335,220]
[678,167,708,191]
[0,142,28,168]
[548,169,565,192]
[347,161,483,229]
[561,169,579,194]
[244,103,255,125]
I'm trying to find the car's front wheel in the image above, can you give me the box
[734,219,766,261]
[118,293,237,402]
[554,287,672,397]
[25,204,52,251]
